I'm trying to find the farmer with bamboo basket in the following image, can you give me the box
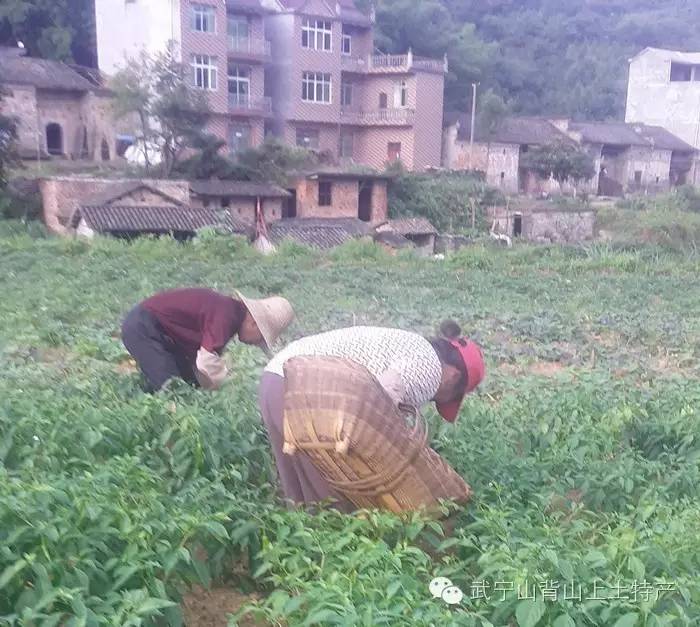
[258,321,485,514]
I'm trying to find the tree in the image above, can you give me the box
[520,141,596,194]
[367,0,700,120]
[173,134,242,180]
[0,0,95,65]
[0,89,18,189]
[111,49,210,177]
[389,171,504,233]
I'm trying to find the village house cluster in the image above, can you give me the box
[2,0,700,250]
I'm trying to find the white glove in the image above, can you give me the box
[195,348,229,390]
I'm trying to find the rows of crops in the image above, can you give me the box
[1,223,699,626]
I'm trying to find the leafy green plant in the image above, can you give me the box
[1,222,699,625]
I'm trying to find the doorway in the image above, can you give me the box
[513,214,522,237]
[358,181,373,222]
[283,189,297,218]
[46,123,63,156]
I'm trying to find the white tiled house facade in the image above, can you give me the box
[94,0,446,170]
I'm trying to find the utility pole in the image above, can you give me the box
[468,82,478,171]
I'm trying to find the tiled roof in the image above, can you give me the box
[72,205,250,235]
[444,113,574,146]
[88,182,185,207]
[269,218,373,250]
[380,217,438,236]
[630,124,696,152]
[568,122,649,147]
[190,180,290,198]
[0,47,96,91]
[569,121,696,151]
[444,112,697,153]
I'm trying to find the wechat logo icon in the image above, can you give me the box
[429,577,464,605]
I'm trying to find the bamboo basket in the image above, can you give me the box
[282,355,471,514]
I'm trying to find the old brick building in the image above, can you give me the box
[94,0,446,170]
[443,113,698,197]
[0,46,115,162]
[283,169,389,223]
[442,114,574,194]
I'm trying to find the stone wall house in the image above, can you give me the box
[443,112,698,197]
[0,46,116,162]
[562,120,698,195]
[189,180,290,224]
[283,170,390,224]
[442,114,578,195]
[375,217,438,256]
[488,202,596,244]
[39,177,190,235]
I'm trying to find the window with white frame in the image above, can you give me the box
[296,127,320,150]
[192,55,217,90]
[301,18,332,51]
[228,65,250,106]
[341,81,353,107]
[228,14,249,48]
[394,80,408,108]
[302,72,331,103]
[341,25,351,55]
[191,4,216,33]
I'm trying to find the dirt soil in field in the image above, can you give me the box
[181,586,265,626]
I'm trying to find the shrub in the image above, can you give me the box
[388,171,503,233]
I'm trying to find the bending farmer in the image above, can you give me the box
[122,287,294,392]
[258,321,485,511]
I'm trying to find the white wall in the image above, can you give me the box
[95,0,182,76]
[625,48,700,149]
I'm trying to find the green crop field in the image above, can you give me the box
[1,222,700,627]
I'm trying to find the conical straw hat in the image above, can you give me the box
[236,291,294,354]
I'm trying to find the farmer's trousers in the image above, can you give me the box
[258,371,354,513]
[121,304,198,392]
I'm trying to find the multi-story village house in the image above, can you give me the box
[625,48,700,153]
[94,0,446,170]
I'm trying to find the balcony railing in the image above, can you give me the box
[340,107,415,126]
[228,93,272,114]
[228,37,271,59]
[341,49,447,74]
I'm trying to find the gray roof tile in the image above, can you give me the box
[269,218,373,249]
[190,180,290,197]
[72,205,251,235]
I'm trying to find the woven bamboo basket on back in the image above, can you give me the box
[282,355,471,514]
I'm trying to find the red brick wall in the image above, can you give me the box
[370,181,388,223]
[295,178,359,219]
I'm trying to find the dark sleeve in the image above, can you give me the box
[201,299,243,354]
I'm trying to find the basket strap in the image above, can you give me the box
[326,408,428,496]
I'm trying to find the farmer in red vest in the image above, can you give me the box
[121,288,294,392]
